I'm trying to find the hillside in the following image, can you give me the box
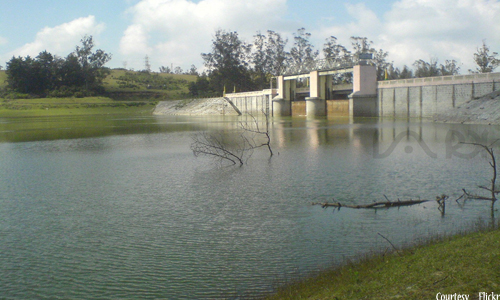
[0,69,197,100]
[0,69,197,117]
[103,69,196,100]
[0,70,7,88]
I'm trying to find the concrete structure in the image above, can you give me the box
[378,72,500,119]
[154,63,500,121]
[272,65,354,117]
[224,89,276,115]
[349,64,378,117]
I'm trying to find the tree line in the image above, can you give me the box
[190,28,500,96]
[2,29,498,99]
[4,35,111,97]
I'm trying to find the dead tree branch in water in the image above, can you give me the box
[191,131,247,166]
[238,111,273,157]
[191,111,273,166]
[459,141,499,215]
[312,198,431,209]
[436,194,448,216]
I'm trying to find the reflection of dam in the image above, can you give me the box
[270,117,498,161]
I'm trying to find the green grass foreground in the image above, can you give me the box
[266,225,500,299]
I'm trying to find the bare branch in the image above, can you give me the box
[190,110,273,166]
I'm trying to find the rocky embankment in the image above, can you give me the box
[153,98,239,115]
[436,90,500,125]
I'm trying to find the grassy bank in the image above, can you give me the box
[266,224,500,299]
[0,96,157,117]
[0,69,196,117]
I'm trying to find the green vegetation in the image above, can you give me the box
[0,96,157,117]
[103,69,196,101]
[0,69,195,117]
[0,34,197,117]
[266,224,500,299]
[0,70,7,89]
[5,36,111,97]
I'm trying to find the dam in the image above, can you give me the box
[154,62,500,122]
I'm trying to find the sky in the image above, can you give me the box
[1,0,499,73]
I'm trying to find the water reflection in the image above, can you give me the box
[0,115,246,143]
[1,115,500,299]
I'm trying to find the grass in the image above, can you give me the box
[103,69,196,98]
[265,223,500,299]
[0,70,7,88]
[0,69,196,117]
[0,96,157,117]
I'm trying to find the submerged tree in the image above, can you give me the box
[461,142,499,211]
[191,111,272,166]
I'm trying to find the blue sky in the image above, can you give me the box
[1,0,499,73]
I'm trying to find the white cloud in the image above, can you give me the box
[317,0,500,73]
[0,36,7,46]
[6,16,105,59]
[119,0,289,70]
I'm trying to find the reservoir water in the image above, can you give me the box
[0,114,498,299]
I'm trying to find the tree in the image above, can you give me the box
[399,65,414,79]
[288,28,319,73]
[188,76,214,97]
[265,30,288,76]
[413,58,460,78]
[250,30,288,89]
[73,35,112,90]
[470,41,500,73]
[440,59,461,76]
[413,58,441,78]
[33,51,60,93]
[323,36,350,64]
[159,66,171,73]
[350,37,391,80]
[188,65,198,76]
[174,66,183,74]
[201,29,253,93]
[6,55,37,94]
[251,31,269,90]
[59,54,85,88]
[6,35,111,96]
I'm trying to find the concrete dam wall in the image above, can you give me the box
[153,90,275,116]
[153,98,239,115]
[224,89,275,115]
[378,72,500,119]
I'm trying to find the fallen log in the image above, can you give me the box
[312,199,430,209]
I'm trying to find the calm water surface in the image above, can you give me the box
[0,114,498,299]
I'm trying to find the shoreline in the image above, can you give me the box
[265,221,500,299]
